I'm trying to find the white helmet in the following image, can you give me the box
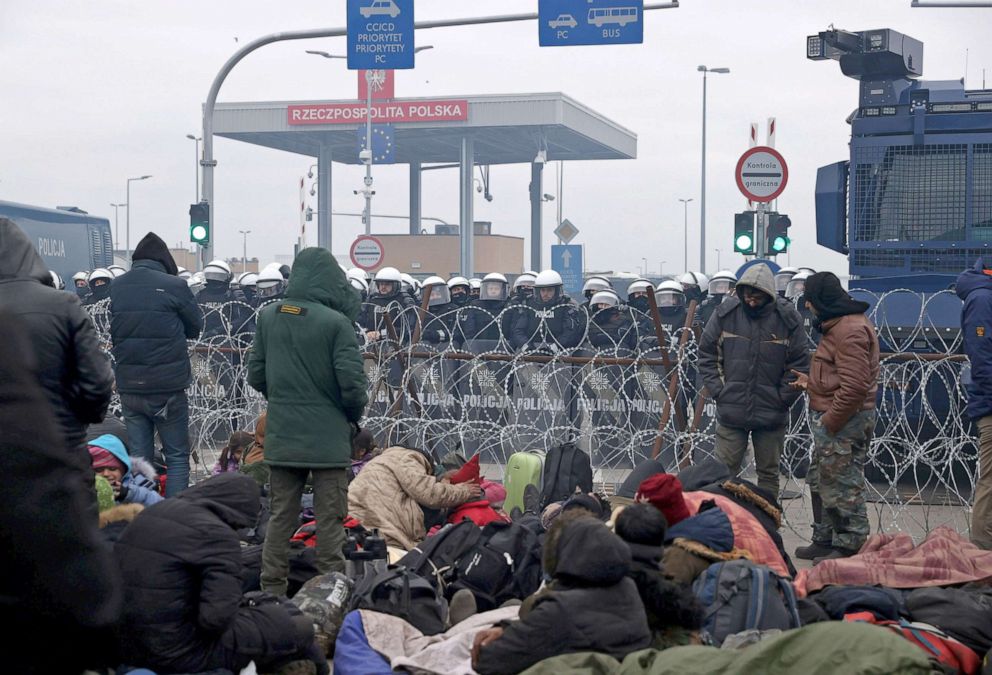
[204,259,233,284]
[655,279,686,308]
[626,279,654,299]
[177,267,192,281]
[400,273,416,291]
[469,278,482,293]
[512,272,536,290]
[589,290,621,309]
[447,276,471,290]
[708,270,738,296]
[534,270,563,288]
[373,266,402,297]
[88,268,113,285]
[582,276,612,298]
[786,270,812,300]
[774,266,799,294]
[49,270,65,290]
[256,268,284,299]
[479,272,508,302]
[349,276,369,294]
[422,276,451,307]
[72,271,89,287]
[108,264,127,278]
[797,266,817,275]
[186,276,205,293]
[346,268,367,284]
[236,272,258,288]
[679,271,708,289]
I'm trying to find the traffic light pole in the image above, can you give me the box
[197,3,680,271]
[755,202,768,258]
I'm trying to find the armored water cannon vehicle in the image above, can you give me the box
[809,27,992,298]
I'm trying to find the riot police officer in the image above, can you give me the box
[447,276,472,308]
[197,259,249,338]
[680,271,709,306]
[72,271,90,301]
[698,269,738,328]
[510,270,585,353]
[235,271,259,307]
[626,278,656,346]
[655,279,690,336]
[460,272,510,344]
[417,276,459,348]
[581,276,613,310]
[787,270,819,344]
[774,266,799,298]
[469,278,482,300]
[83,268,113,305]
[359,266,416,343]
[586,289,637,353]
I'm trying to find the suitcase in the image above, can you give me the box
[503,451,545,516]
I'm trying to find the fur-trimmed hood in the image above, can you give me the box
[129,456,158,483]
[99,503,144,529]
[720,480,782,529]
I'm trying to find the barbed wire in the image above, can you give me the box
[84,289,975,540]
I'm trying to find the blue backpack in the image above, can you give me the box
[692,559,801,646]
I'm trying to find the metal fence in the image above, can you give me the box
[84,289,978,540]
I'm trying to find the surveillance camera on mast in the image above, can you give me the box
[359,149,373,165]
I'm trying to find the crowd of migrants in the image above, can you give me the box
[5,215,992,675]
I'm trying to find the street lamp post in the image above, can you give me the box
[238,230,251,274]
[698,65,730,273]
[678,197,693,273]
[125,175,152,262]
[714,248,722,271]
[660,260,667,275]
[308,45,434,236]
[110,202,127,251]
[186,134,202,202]
[642,257,648,277]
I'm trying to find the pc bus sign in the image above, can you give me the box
[735,146,789,203]
[350,235,385,270]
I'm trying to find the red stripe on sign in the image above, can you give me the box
[288,100,469,125]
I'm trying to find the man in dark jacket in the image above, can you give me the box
[115,473,326,674]
[510,270,585,353]
[0,219,114,460]
[959,259,992,550]
[699,263,809,497]
[110,232,203,497]
[791,272,879,562]
[1,311,122,675]
[472,517,650,674]
[248,247,369,596]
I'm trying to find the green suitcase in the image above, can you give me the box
[503,451,544,516]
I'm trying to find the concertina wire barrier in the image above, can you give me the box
[84,288,977,542]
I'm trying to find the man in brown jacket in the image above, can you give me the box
[348,446,480,550]
[791,272,879,563]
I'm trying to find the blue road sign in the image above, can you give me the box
[347,0,415,70]
[539,0,644,47]
[552,244,584,299]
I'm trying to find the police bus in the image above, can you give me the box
[0,200,113,282]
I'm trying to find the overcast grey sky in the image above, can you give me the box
[2,0,990,277]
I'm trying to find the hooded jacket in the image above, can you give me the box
[248,247,369,468]
[88,433,163,507]
[475,518,651,675]
[115,473,298,674]
[0,311,122,675]
[0,218,114,452]
[957,259,992,420]
[347,446,475,550]
[110,233,203,394]
[698,264,809,430]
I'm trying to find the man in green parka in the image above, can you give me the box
[248,247,369,597]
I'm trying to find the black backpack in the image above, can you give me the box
[348,565,448,635]
[540,441,593,508]
[449,520,543,610]
[396,520,483,592]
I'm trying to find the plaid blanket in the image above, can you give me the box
[795,526,992,597]
[683,491,791,578]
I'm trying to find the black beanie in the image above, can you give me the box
[132,232,179,276]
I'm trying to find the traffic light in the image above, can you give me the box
[734,211,755,255]
[189,202,210,245]
[767,214,792,255]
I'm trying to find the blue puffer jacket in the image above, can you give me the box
[957,259,992,420]
[88,434,162,507]
[666,505,735,553]
[109,234,202,394]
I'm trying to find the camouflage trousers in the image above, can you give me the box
[806,410,876,552]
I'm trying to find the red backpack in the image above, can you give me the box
[846,611,982,674]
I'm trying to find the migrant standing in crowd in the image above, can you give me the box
[510,270,585,353]
[0,218,114,490]
[698,263,809,497]
[110,232,203,497]
[958,258,992,551]
[790,271,879,563]
[248,247,369,595]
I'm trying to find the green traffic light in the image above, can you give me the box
[735,234,754,253]
[772,236,789,252]
[191,225,209,243]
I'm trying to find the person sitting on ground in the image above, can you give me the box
[241,411,268,488]
[472,516,651,675]
[115,472,328,675]
[614,503,705,648]
[348,445,481,550]
[350,427,381,480]
[212,430,253,475]
[88,434,163,507]
[444,455,511,528]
